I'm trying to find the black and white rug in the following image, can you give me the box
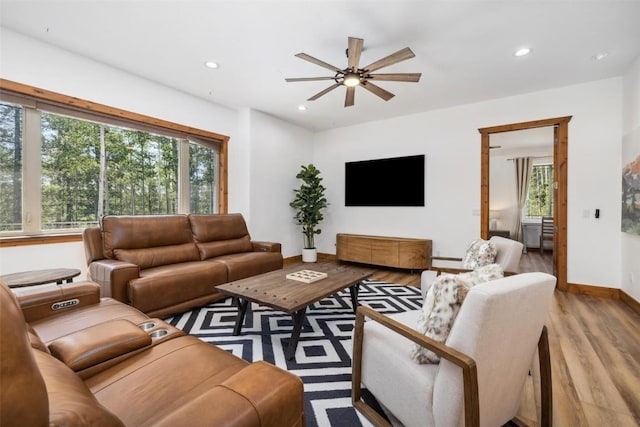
[164,280,422,427]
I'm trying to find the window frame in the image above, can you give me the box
[0,79,229,245]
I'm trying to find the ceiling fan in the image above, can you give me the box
[285,37,421,107]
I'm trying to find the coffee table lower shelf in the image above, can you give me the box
[216,264,373,360]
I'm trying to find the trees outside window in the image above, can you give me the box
[525,163,553,218]
[0,103,22,231]
[0,102,218,233]
[189,142,217,214]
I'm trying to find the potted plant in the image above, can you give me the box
[290,164,328,262]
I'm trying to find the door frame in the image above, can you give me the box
[479,116,572,290]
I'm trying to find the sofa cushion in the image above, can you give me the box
[114,243,200,270]
[84,335,250,426]
[102,215,194,258]
[209,252,284,281]
[190,214,255,259]
[196,236,253,260]
[189,213,251,242]
[33,350,124,426]
[412,264,503,364]
[129,261,228,314]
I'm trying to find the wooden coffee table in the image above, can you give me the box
[216,263,374,360]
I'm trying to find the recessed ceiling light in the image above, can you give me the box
[298,105,307,111]
[204,61,219,69]
[592,52,609,61]
[514,47,532,57]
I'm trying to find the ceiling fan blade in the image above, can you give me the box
[367,73,422,82]
[361,81,395,101]
[363,47,416,72]
[285,77,336,82]
[307,83,341,101]
[347,37,364,69]
[295,53,342,73]
[345,86,355,107]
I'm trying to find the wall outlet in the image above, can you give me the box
[582,209,589,219]
[631,272,635,284]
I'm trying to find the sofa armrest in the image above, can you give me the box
[251,241,282,253]
[83,226,105,265]
[153,361,304,427]
[88,259,140,303]
[13,282,102,323]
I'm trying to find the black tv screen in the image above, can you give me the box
[345,155,425,206]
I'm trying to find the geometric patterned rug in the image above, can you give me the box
[164,280,423,427]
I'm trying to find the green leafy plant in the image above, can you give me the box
[290,164,328,249]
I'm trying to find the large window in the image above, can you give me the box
[525,163,553,218]
[0,82,227,236]
[189,142,218,214]
[0,103,22,231]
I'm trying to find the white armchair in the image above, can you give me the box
[352,272,556,427]
[421,236,524,292]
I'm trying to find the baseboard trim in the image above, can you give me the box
[566,282,640,315]
[283,252,336,265]
[283,255,301,265]
[566,282,620,299]
[620,289,640,315]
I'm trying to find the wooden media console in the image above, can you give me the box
[336,233,432,270]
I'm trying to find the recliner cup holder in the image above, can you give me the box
[139,322,157,331]
[149,329,169,339]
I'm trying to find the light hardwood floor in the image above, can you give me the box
[359,261,640,426]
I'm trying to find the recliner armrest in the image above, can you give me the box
[13,282,101,323]
[251,241,282,253]
[48,319,152,372]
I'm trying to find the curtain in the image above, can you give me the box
[513,157,533,243]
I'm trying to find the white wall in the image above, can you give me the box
[622,55,640,301]
[313,78,623,288]
[246,110,313,257]
[0,242,88,279]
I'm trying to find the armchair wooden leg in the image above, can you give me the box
[538,326,553,427]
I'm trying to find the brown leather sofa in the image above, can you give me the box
[1,280,304,427]
[84,213,283,317]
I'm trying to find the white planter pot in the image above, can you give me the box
[302,248,317,263]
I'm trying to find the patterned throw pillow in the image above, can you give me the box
[461,239,497,270]
[411,264,504,364]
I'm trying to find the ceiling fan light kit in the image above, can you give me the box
[285,37,421,107]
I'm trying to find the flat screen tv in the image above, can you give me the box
[345,154,425,206]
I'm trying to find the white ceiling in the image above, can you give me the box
[1,1,639,131]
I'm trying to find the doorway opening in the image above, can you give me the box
[479,116,571,290]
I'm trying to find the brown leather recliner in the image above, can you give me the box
[84,213,283,317]
[1,281,305,427]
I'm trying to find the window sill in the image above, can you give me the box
[0,233,82,248]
